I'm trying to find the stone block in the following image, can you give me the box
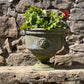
[66,34,84,45]
[34,0,43,8]
[67,21,84,34]
[0,56,5,66]
[2,2,11,16]
[4,38,12,54]
[16,0,72,13]
[69,8,84,21]
[49,53,84,67]
[16,0,34,13]
[16,14,26,28]
[74,2,84,8]
[0,0,8,4]
[75,0,84,3]
[7,7,17,17]
[69,43,84,52]
[42,0,50,9]
[0,16,18,38]
[52,0,72,9]
[0,38,12,56]
[6,52,37,66]
[0,66,84,83]
[0,47,3,55]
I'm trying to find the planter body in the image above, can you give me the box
[23,28,66,64]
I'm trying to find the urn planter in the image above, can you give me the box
[22,28,66,70]
[20,7,69,70]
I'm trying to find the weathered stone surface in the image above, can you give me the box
[4,38,12,54]
[0,0,13,3]
[17,45,27,52]
[66,34,84,45]
[0,38,13,56]
[0,0,20,16]
[12,36,23,47]
[16,0,51,12]
[74,2,84,8]
[1,2,11,16]
[0,56,5,66]
[0,17,18,38]
[16,0,34,13]
[69,43,84,52]
[0,38,6,46]
[16,14,26,28]
[7,7,17,17]
[70,8,84,13]
[42,0,50,9]
[49,53,84,67]
[11,36,25,52]
[0,47,3,55]
[0,0,8,4]
[69,8,84,21]
[75,0,84,3]
[0,66,84,83]
[50,54,72,66]
[34,0,43,8]
[16,0,72,13]
[56,45,69,55]
[67,21,84,34]
[6,52,37,66]
[52,1,71,9]
[57,3,71,9]
[42,0,72,9]
[0,38,6,50]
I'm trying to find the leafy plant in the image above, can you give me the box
[20,6,69,30]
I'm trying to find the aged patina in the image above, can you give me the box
[23,28,66,70]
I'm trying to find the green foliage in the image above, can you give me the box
[20,6,67,30]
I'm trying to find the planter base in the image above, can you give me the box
[31,62,55,71]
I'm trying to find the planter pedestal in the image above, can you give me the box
[32,62,55,71]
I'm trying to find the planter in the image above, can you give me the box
[22,28,66,70]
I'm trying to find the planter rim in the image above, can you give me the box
[26,28,65,31]
[20,28,66,35]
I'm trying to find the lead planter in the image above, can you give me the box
[23,28,66,70]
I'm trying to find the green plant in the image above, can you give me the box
[20,6,69,30]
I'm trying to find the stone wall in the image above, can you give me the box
[0,0,84,83]
[0,0,84,67]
